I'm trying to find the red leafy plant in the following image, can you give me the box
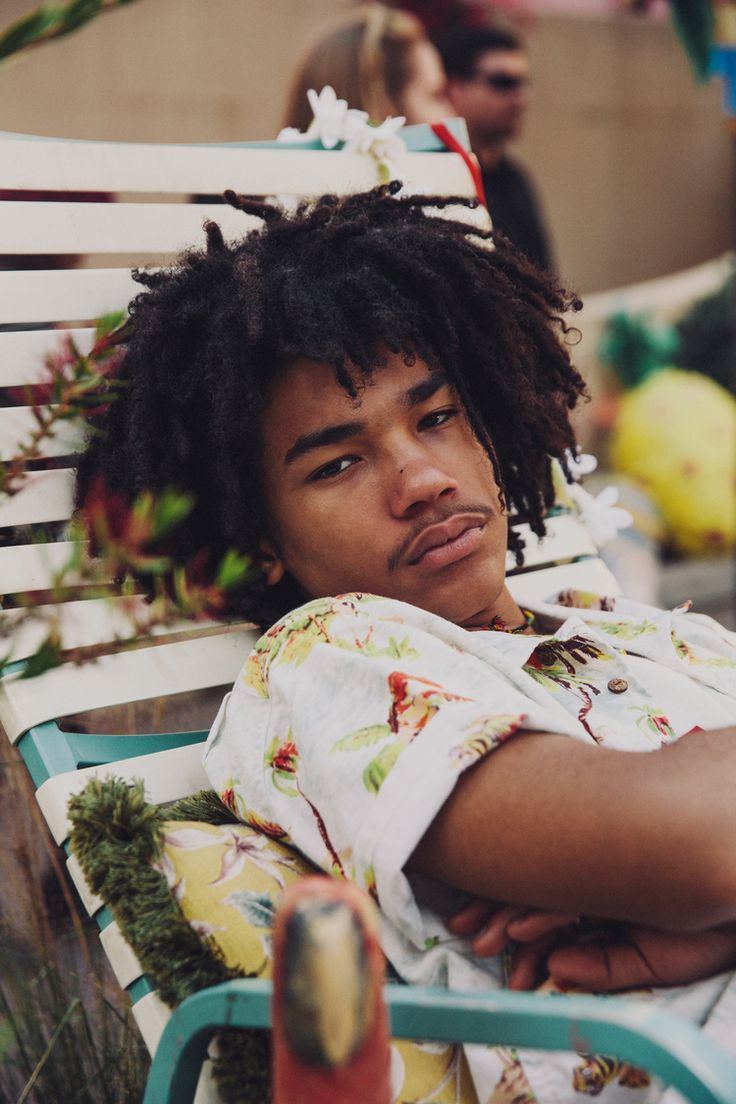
[1,317,256,679]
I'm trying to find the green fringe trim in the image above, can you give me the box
[165,787,241,825]
[68,777,271,1104]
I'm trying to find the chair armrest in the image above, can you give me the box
[144,979,736,1104]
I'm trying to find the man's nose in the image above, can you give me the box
[388,454,458,518]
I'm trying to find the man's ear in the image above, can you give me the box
[258,539,286,587]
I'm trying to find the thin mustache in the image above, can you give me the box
[388,504,493,572]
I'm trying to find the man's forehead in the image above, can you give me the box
[264,356,453,464]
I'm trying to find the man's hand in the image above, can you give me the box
[448,899,736,992]
[447,898,579,990]
[549,923,736,991]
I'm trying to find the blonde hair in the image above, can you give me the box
[281,4,426,130]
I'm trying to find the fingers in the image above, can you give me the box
[471,904,532,957]
[548,941,655,991]
[471,908,580,958]
[446,897,498,936]
[506,911,580,943]
[508,934,559,990]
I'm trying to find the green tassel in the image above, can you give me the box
[68,777,271,1104]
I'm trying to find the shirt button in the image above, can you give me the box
[607,678,628,694]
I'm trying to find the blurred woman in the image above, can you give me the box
[281,3,454,128]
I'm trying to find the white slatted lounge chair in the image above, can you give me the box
[5,124,715,1104]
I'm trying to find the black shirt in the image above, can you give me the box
[481,156,554,274]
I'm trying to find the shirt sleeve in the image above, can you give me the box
[203,593,583,948]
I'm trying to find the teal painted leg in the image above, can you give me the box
[17,723,207,787]
[144,980,736,1104]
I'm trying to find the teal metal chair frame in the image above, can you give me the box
[145,979,736,1104]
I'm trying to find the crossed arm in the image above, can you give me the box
[409,726,736,989]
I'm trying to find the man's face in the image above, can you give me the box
[448,49,530,146]
[259,351,511,627]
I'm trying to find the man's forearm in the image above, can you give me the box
[409,727,736,931]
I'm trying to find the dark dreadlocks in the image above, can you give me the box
[75,183,586,629]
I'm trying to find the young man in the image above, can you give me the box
[438,22,554,273]
[77,186,736,1102]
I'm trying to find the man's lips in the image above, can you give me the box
[404,515,487,568]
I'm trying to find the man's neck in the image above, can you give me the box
[459,585,529,633]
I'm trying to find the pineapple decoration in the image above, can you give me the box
[601,312,736,558]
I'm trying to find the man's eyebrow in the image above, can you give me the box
[404,370,449,407]
[282,370,450,466]
[284,421,367,466]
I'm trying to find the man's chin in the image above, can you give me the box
[403,576,506,627]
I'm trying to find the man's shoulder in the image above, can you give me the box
[244,593,477,697]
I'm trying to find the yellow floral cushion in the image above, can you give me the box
[159,818,481,1104]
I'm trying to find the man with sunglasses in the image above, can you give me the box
[439,22,554,272]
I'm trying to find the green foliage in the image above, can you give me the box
[676,273,736,395]
[1,310,258,679]
[0,8,60,62]
[0,952,149,1102]
[215,547,254,591]
[20,632,62,679]
[0,0,147,66]
[0,756,149,1103]
[598,311,680,389]
[667,0,715,82]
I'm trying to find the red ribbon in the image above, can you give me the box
[430,122,487,208]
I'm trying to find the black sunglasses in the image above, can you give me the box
[473,72,529,93]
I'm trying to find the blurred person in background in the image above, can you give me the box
[438,21,554,273]
[281,3,455,128]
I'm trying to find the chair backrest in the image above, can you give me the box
[0,124,639,1104]
[0,122,479,601]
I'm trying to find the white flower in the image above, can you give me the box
[276,126,309,143]
[565,448,598,481]
[344,115,406,174]
[569,482,633,547]
[304,85,369,150]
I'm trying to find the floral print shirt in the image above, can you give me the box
[203,590,736,1104]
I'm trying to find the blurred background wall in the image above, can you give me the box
[0,0,732,294]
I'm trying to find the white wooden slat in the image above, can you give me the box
[0,201,258,256]
[3,596,222,663]
[1,136,476,199]
[506,558,621,606]
[0,327,95,386]
[67,851,102,916]
[506,514,598,574]
[0,467,74,527]
[0,268,137,325]
[131,991,171,1056]
[111,945,218,1103]
[37,741,208,844]
[100,922,145,989]
[0,405,87,460]
[0,541,93,596]
[0,628,256,744]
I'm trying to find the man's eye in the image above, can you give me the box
[419,407,458,430]
[308,456,358,482]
